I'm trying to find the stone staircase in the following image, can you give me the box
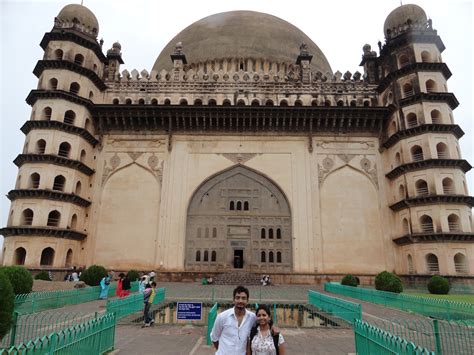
[213,272,262,285]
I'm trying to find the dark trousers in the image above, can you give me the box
[143,302,152,324]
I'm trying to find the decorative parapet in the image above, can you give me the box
[386,159,471,180]
[382,124,464,149]
[8,189,92,208]
[0,227,87,241]
[393,232,474,245]
[33,60,107,91]
[40,32,106,63]
[398,92,459,110]
[14,154,95,176]
[389,194,474,212]
[21,120,99,147]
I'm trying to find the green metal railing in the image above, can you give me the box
[14,281,138,314]
[0,311,101,348]
[106,287,166,320]
[0,312,116,354]
[354,319,435,354]
[308,290,362,325]
[206,303,218,345]
[367,317,474,354]
[325,282,474,321]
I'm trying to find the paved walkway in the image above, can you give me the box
[19,282,440,354]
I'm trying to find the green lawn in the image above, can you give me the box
[404,292,474,304]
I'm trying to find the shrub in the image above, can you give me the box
[126,270,140,281]
[0,272,14,340]
[0,266,33,295]
[375,271,403,293]
[341,274,359,287]
[427,275,450,295]
[79,265,107,286]
[34,271,51,281]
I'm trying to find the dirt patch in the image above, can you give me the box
[33,280,89,292]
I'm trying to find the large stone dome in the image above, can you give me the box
[57,4,99,35]
[152,11,332,74]
[384,4,427,37]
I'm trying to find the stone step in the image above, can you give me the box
[213,272,263,285]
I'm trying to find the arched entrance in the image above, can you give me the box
[186,165,292,272]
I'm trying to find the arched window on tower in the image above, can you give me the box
[244,201,249,211]
[204,250,209,262]
[47,210,61,227]
[398,184,406,200]
[65,249,73,267]
[442,177,455,194]
[419,215,434,233]
[398,54,410,68]
[294,100,303,107]
[430,109,442,124]
[84,118,91,131]
[49,78,58,90]
[63,110,75,125]
[269,228,274,239]
[195,250,201,262]
[179,99,188,105]
[447,214,461,232]
[75,181,82,195]
[80,150,86,163]
[236,201,242,210]
[402,83,414,98]
[407,254,414,274]
[113,98,119,105]
[74,54,84,66]
[411,145,424,162]
[436,142,449,159]
[406,113,418,128]
[237,99,246,106]
[421,51,432,63]
[311,99,318,106]
[43,107,52,120]
[14,247,26,265]
[211,250,217,262]
[402,218,410,235]
[58,142,71,158]
[276,228,282,239]
[261,228,266,239]
[53,175,66,191]
[194,99,203,106]
[425,79,437,93]
[280,100,288,107]
[36,139,46,154]
[454,253,468,273]
[151,98,158,105]
[21,209,34,226]
[69,82,80,95]
[230,201,235,210]
[29,173,40,189]
[70,214,77,229]
[425,253,439,273]
[269,251,274,263]
[40,247,55,266]
[54,49,63,60]
[208,99,217,106]
[222,99,231,106]
[261,251,266,263]
[251,99,260,106]
[277,251,282,263]
[265,100,274,106]
[415,179,429,196]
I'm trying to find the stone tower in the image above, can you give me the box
[375,5,471,275]
[2,4,104,268]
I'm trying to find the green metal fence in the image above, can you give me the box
[366,317,474,354]
[0,311,101,348]
[106,287,166,320]
[308,290,362,325]
[14,281,138,314]
[0,312,116,354]
[354,319,435,354]
[206,303,218,345]
[325,282,474,321]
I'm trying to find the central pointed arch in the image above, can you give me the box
[186,165,292,272]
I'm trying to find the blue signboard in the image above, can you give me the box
[177,302,202,321]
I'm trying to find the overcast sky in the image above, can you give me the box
[0,0,472,250]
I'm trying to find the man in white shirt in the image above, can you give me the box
[210,285,256,355]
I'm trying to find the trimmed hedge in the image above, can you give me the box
[0,271,14,340]
[427,275,450,295]
[0,266,33,295]
[34,271,51,281]
[79,265,107,286]
[341,274,359,287]
[126,270,140,281]
[374,271,403,293]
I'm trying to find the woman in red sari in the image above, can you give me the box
[116,273,124,297]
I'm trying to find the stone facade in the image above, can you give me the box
[1,3,473,280]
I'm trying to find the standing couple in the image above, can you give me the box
[210,286,285,355]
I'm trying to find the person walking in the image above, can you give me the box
[121,274,131,297]
[142,281,156,327]
[247,305,285,355]
[138,276,147,294]
[99,272,112,300]
[210,285,256,355]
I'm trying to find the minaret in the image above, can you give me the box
[376,5,473,276]
[0,4,105,269]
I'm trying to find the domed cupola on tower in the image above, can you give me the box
[383,4,427,39]
[54,4,100,39]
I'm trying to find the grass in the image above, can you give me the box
[404,292,474,304]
